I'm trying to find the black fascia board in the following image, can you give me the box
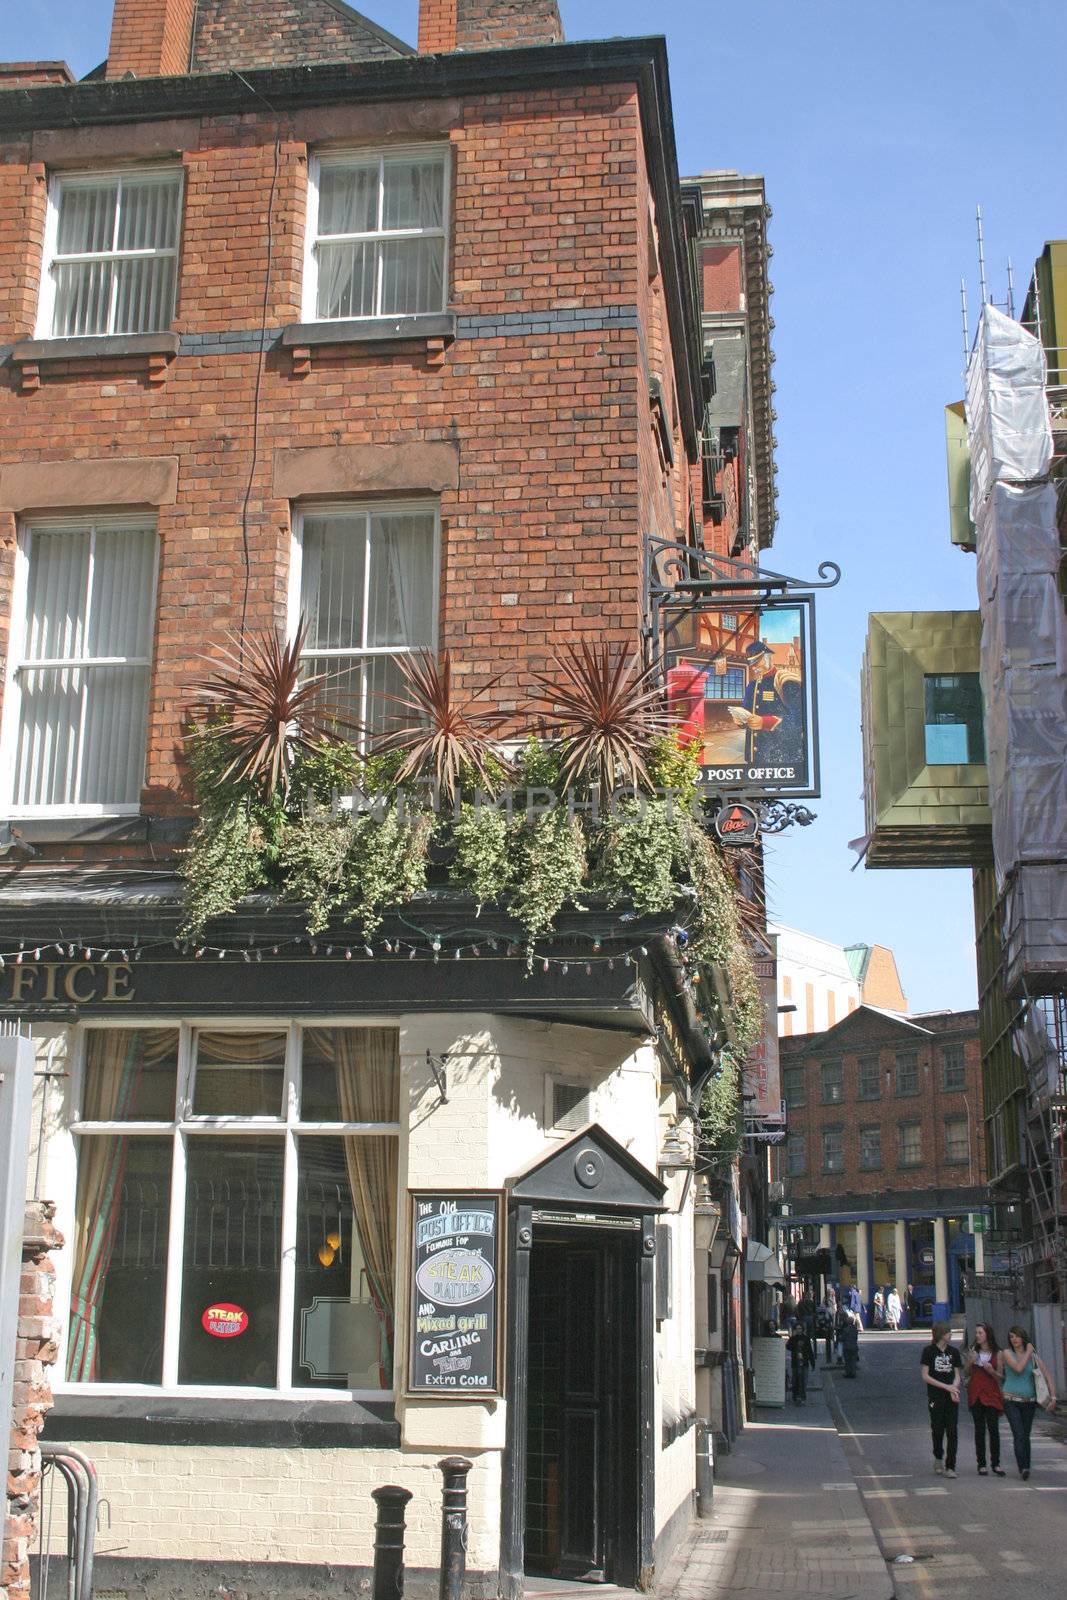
[0,37,702,459]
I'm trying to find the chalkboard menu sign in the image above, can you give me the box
[407,1191,503,1396]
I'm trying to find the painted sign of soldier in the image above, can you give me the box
[729,639,804,770]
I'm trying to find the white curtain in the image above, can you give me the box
[52,175,179,337]
[15,524,156,809]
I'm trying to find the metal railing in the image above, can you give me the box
[34,1445,98,1600]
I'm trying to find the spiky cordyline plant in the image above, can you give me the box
[370,649,511,802]
[188,619,358,800]
[530,642,674,796]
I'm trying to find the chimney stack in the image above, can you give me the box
[418,0,563,54]
[105,0,196,79]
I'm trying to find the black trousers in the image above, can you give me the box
[969,1400,1001,1468]
[928,1391,958,1469]
[791,1359,807,1402]
[1004,1399,1036,1472]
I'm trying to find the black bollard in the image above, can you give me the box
[372,1484,413,1600]
[437,1456,472,1600]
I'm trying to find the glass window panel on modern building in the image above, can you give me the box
[821,1127,844,1174]
[941,1043,966,1092]
[66,1026,399,1393]
[309,150,447,321]
[8,520,157,813]
[923,673,986,765]
[295,504,438,741]
[782,1065,805,1109]
[944,1117,969,1164]
[857,1055,881,1100]
[820,1061,843,1104]
[898,1121,922,1168]
[43,169,181,337]
[895,1050,919,1096]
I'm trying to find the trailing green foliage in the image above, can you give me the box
[700,1051,744,1166]
[179,721,762,1057]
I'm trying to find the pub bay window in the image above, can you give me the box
[5,519,158,814]
[305,148,448,322]
[292,503,438,737]
[38,169,182,339]
[65,1026,399,1393]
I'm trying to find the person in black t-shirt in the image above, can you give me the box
[785,1324,815,1404]
[921,1320,963,1476]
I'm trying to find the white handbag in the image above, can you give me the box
[1034,1363,1054,1409]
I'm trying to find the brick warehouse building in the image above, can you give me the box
[0,2,790,1597]
[776,1006,988,1322]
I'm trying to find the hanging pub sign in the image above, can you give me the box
[407,1191,503,1397]
[666,596,816,796]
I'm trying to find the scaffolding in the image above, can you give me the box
[965,303,1067,1304]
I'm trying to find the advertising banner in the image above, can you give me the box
[666,597,814,795]
[407,1191,502,1396]
[742,962,784,1140]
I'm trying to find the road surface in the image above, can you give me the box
[825,1327,1066,1599]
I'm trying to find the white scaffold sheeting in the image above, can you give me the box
[967,308,1067,991]
[966,304,1053,518]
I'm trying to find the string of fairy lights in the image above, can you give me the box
[0,920,715,1001]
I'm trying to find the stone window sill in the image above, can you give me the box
[8,332,180,392]
[46,1393,399,1449]
[281,313,456,374]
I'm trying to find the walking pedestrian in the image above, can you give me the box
[786,1322,815,1405]
[797,1290,815,1339]
[999,1324,1057,1480]
[921,1320,962,1476]
[846,1281,863,1325]
[964,1323,1004,1476]
[841,1310,860,1378]
[872,1287,885,1329]
[886,1287,902,1331]
[903,1283,917,1330]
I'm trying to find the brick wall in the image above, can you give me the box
[106,0,197,79]
[191,0,407,72]
[419,0,458,52]
[778,1011,986,1204]
[0,67,74,89]
[701,244,740,313]
[2,1203,62,1600]
[0,77,692,849]
[454,0,563,50]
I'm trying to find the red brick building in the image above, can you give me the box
[777,1006,987,1320]
[0,3,757,1596]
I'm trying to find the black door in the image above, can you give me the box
[524,1227,639,1585]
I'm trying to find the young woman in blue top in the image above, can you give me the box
[999,1324,1057,1479]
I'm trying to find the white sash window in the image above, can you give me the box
[290,502,439,739]
[304,148,448,322]
[38,168,182,339]
[4,518,158,814]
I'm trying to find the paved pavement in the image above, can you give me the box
[658,1326,1067,1598]
[658,1368,892,1598]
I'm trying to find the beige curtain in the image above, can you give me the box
[69,1029,177,1380]
[331,1028,399,1382]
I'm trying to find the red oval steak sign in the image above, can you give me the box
[202,1302,249,1338]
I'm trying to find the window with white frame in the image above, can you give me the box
[64,1024,400,1393]
[4,519,158,814]
[944,1116,969,1164]
[291,503,438,738]
[39,168,182,339]
[305,148,448,322]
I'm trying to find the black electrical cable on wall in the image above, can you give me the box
[230,71,283,655]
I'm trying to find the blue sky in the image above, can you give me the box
[7,0,1065,1012]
